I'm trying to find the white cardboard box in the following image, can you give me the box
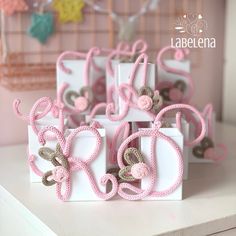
[161,118,189,180]
[29,126,107,201]
[117,63,156,122]
[106,60,120,110]
[57,60,95,112]
[140,128,183,200]
[90,115,129,170]
[134,119,189,180]
[91,56,107,104]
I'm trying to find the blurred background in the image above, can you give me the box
[0,0,234,146]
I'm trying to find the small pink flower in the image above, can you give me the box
[75,96,89,111]
[137,95,153,111]
[169,88,183,102]
[204,147,215,160]
[131,163,150,179]
[52,166,69,183]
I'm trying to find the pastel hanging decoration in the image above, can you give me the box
[28,12,54,44]
[52,0,85,23]
[118,19,137,42]
[0,0,29,16]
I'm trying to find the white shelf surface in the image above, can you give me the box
[0,122,236,236]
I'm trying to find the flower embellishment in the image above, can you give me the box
[53,0,85,23]
[28,12,54,44]
[137,86,163,113]
[38,144,69,186]
[65,86,93,112]
[192,136,214,159]
[160,80,186,103]
[0,0,28,16]
[119,147,150,182]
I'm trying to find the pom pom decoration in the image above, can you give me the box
[52,0,85,23]
[28,12,54,44]
[0,0,28,16]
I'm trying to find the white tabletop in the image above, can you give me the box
[0,122,236,236]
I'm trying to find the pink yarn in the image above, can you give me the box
[156,104,206,147]
[109,122,130,165]
[74,96,89,111]
[57,47,101,83]
[13,96,65,141]
[190,103,227,161]
[57,48,101,114]
[106,39,148,77]
[157,46,194,103]
[205,143,227,162]
[34,125,118,201]
[137,95,153,111]
[114,103,206,200]
[169,88,183,102]
[117,128,183,200]
[131,163,150,179]
[52,166,69,183]
[106,53,156,121]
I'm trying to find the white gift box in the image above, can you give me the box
[66,128,106,201]
[89,115,129,170]
[140,128,183,200]
[92,56,107,74]
[117,63,156,122]
[189,112,216,163]
[29,125,107,201]
[158,118,189,180]
[57,60,86,93]
[158,60,190,104]
[158,60,190,84]
[134,118,189,180]
[28,115,67,183]
[91,56,107,104]
[106,60,120,112]
[57,60,96,113]
[106,60,119,97]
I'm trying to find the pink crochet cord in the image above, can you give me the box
[13,97,65,141]
[27,146,44,177]
[89,120,130,165]
[106,40,147,103]
[106,53,156,121]
[57,48,101,113]
[92,75,106,104]
[157,46,194,103]
[106,39,148,77]
[57,47,101,78]
[107,122,130,165]
[34,126,118,201]
[52,82,68,118]
[117,125,183,201]
[195,104,227,161]
[156,104,206,147]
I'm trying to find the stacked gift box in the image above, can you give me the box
[13,39,227,201]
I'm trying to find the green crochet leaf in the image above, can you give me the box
[28,12,54,44]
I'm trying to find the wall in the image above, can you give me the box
[223,0,236,125]
[0,0,226,146]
